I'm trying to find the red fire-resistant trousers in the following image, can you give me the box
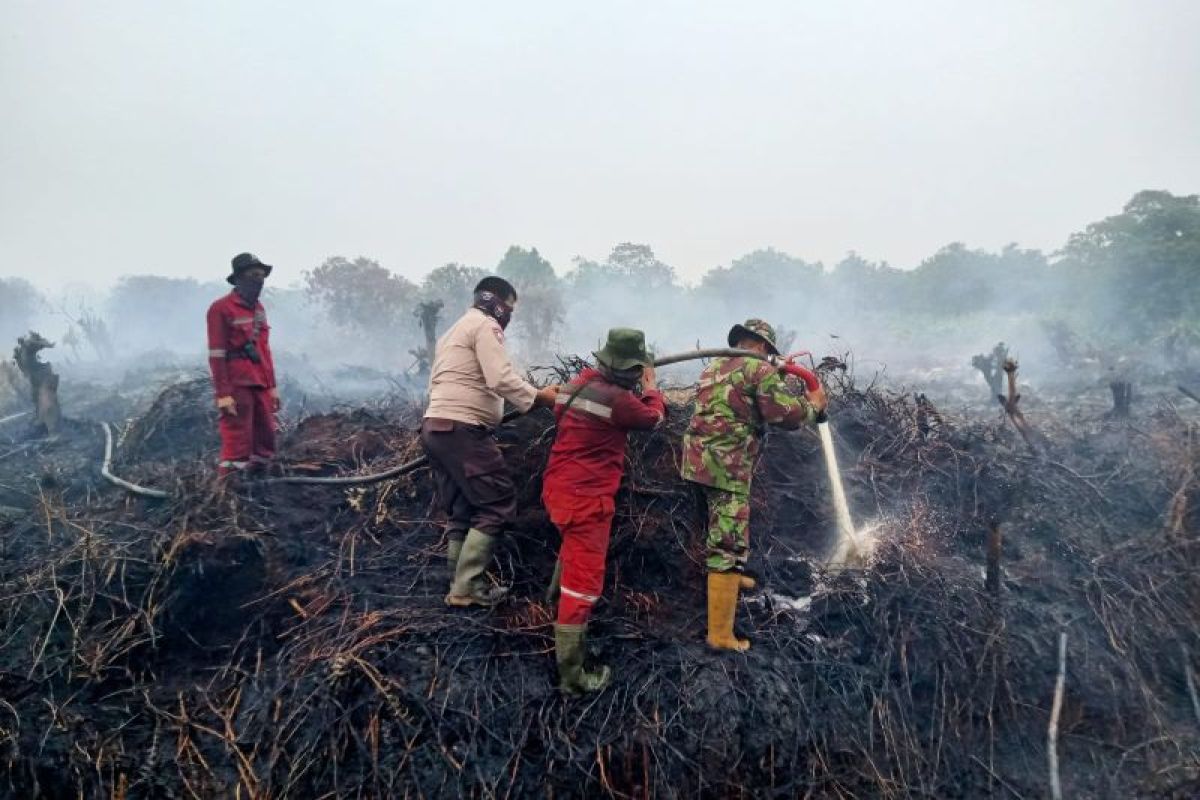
[218,386,276,475]
[545,489,616,626]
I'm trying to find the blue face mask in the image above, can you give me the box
[472,290,513,330]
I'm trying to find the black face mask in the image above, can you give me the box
[599,362,643,389]
[473,290,514,330]
[235,276,265,306]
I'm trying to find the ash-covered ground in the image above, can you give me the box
[1,363,1198,798]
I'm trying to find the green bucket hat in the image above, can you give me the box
[727,318,780,355]
[594,328,653,370]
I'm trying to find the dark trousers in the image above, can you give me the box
[419,417,517,540]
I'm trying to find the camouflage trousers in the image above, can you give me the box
[702,486,751,573]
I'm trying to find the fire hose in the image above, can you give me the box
[263,348,822,486]
[100,422,171,499]
[95,347,867,567]
[93,348,822,493]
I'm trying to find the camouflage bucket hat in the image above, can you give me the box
[727,318,780,355]
[594,328,653,371]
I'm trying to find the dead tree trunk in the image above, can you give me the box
[1108,381,1133,418]
[409,300,444,375]
[972,342,1008,404]
[998,357,1038,453]
[13,332,61,435]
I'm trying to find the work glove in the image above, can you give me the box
[269,387,282,412]
[216,396,237,416]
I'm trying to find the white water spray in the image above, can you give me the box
[818,420,871,568]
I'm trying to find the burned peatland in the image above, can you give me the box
[0,362,1198,798]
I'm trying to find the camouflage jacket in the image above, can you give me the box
[680,356,814,493]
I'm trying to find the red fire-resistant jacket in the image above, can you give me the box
[542,368,667,499]
[206,291,276,399]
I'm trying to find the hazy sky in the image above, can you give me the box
[3,1,1198,290]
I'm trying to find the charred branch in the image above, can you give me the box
[12,331,61,436]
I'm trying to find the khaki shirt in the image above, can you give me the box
[424,308,538,427]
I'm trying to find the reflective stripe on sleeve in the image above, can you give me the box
[231,316,255,325]
[560,585,600,604]
[208,349,227,358]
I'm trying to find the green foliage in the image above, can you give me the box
[700,248,822,306]
[420,263,486,312]
[497,246,563,362]
[496,246,556,290]
[1061,190,1200,346]
[829,252,903,308]
[897,243,1052,317]
[304,256,417,341]
[568,243,678,293]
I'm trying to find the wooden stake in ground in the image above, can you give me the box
[1165,424,1196,537]
[1181,643,1200,731]
[985,523,1003,595]
[1107,381,1132,418]
[1048,631,1068,800]
[12,331,61,436]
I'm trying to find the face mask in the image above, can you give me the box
[235,276,265,306]
[599,363,643,389]
[473,290,514,330]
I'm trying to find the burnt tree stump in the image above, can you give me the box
[1108,381,1133,418]
[972,342,1008,404]
[13,332,62,435]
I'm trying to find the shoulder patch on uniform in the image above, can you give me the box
[488,322,505,344]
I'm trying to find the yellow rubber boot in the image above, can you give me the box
[707,571,750,652]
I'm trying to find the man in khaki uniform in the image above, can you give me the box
[421,276,558,607]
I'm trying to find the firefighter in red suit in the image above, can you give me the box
[542,328,666,695]
[206,253,280,477]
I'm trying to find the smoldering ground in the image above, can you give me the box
[0,191,1198,797]
[0,340,1198,796]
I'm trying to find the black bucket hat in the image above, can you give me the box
[227,252,274,285]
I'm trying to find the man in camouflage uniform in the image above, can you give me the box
[681,319,827,651]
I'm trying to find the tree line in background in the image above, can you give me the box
[1,190,1197,372]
